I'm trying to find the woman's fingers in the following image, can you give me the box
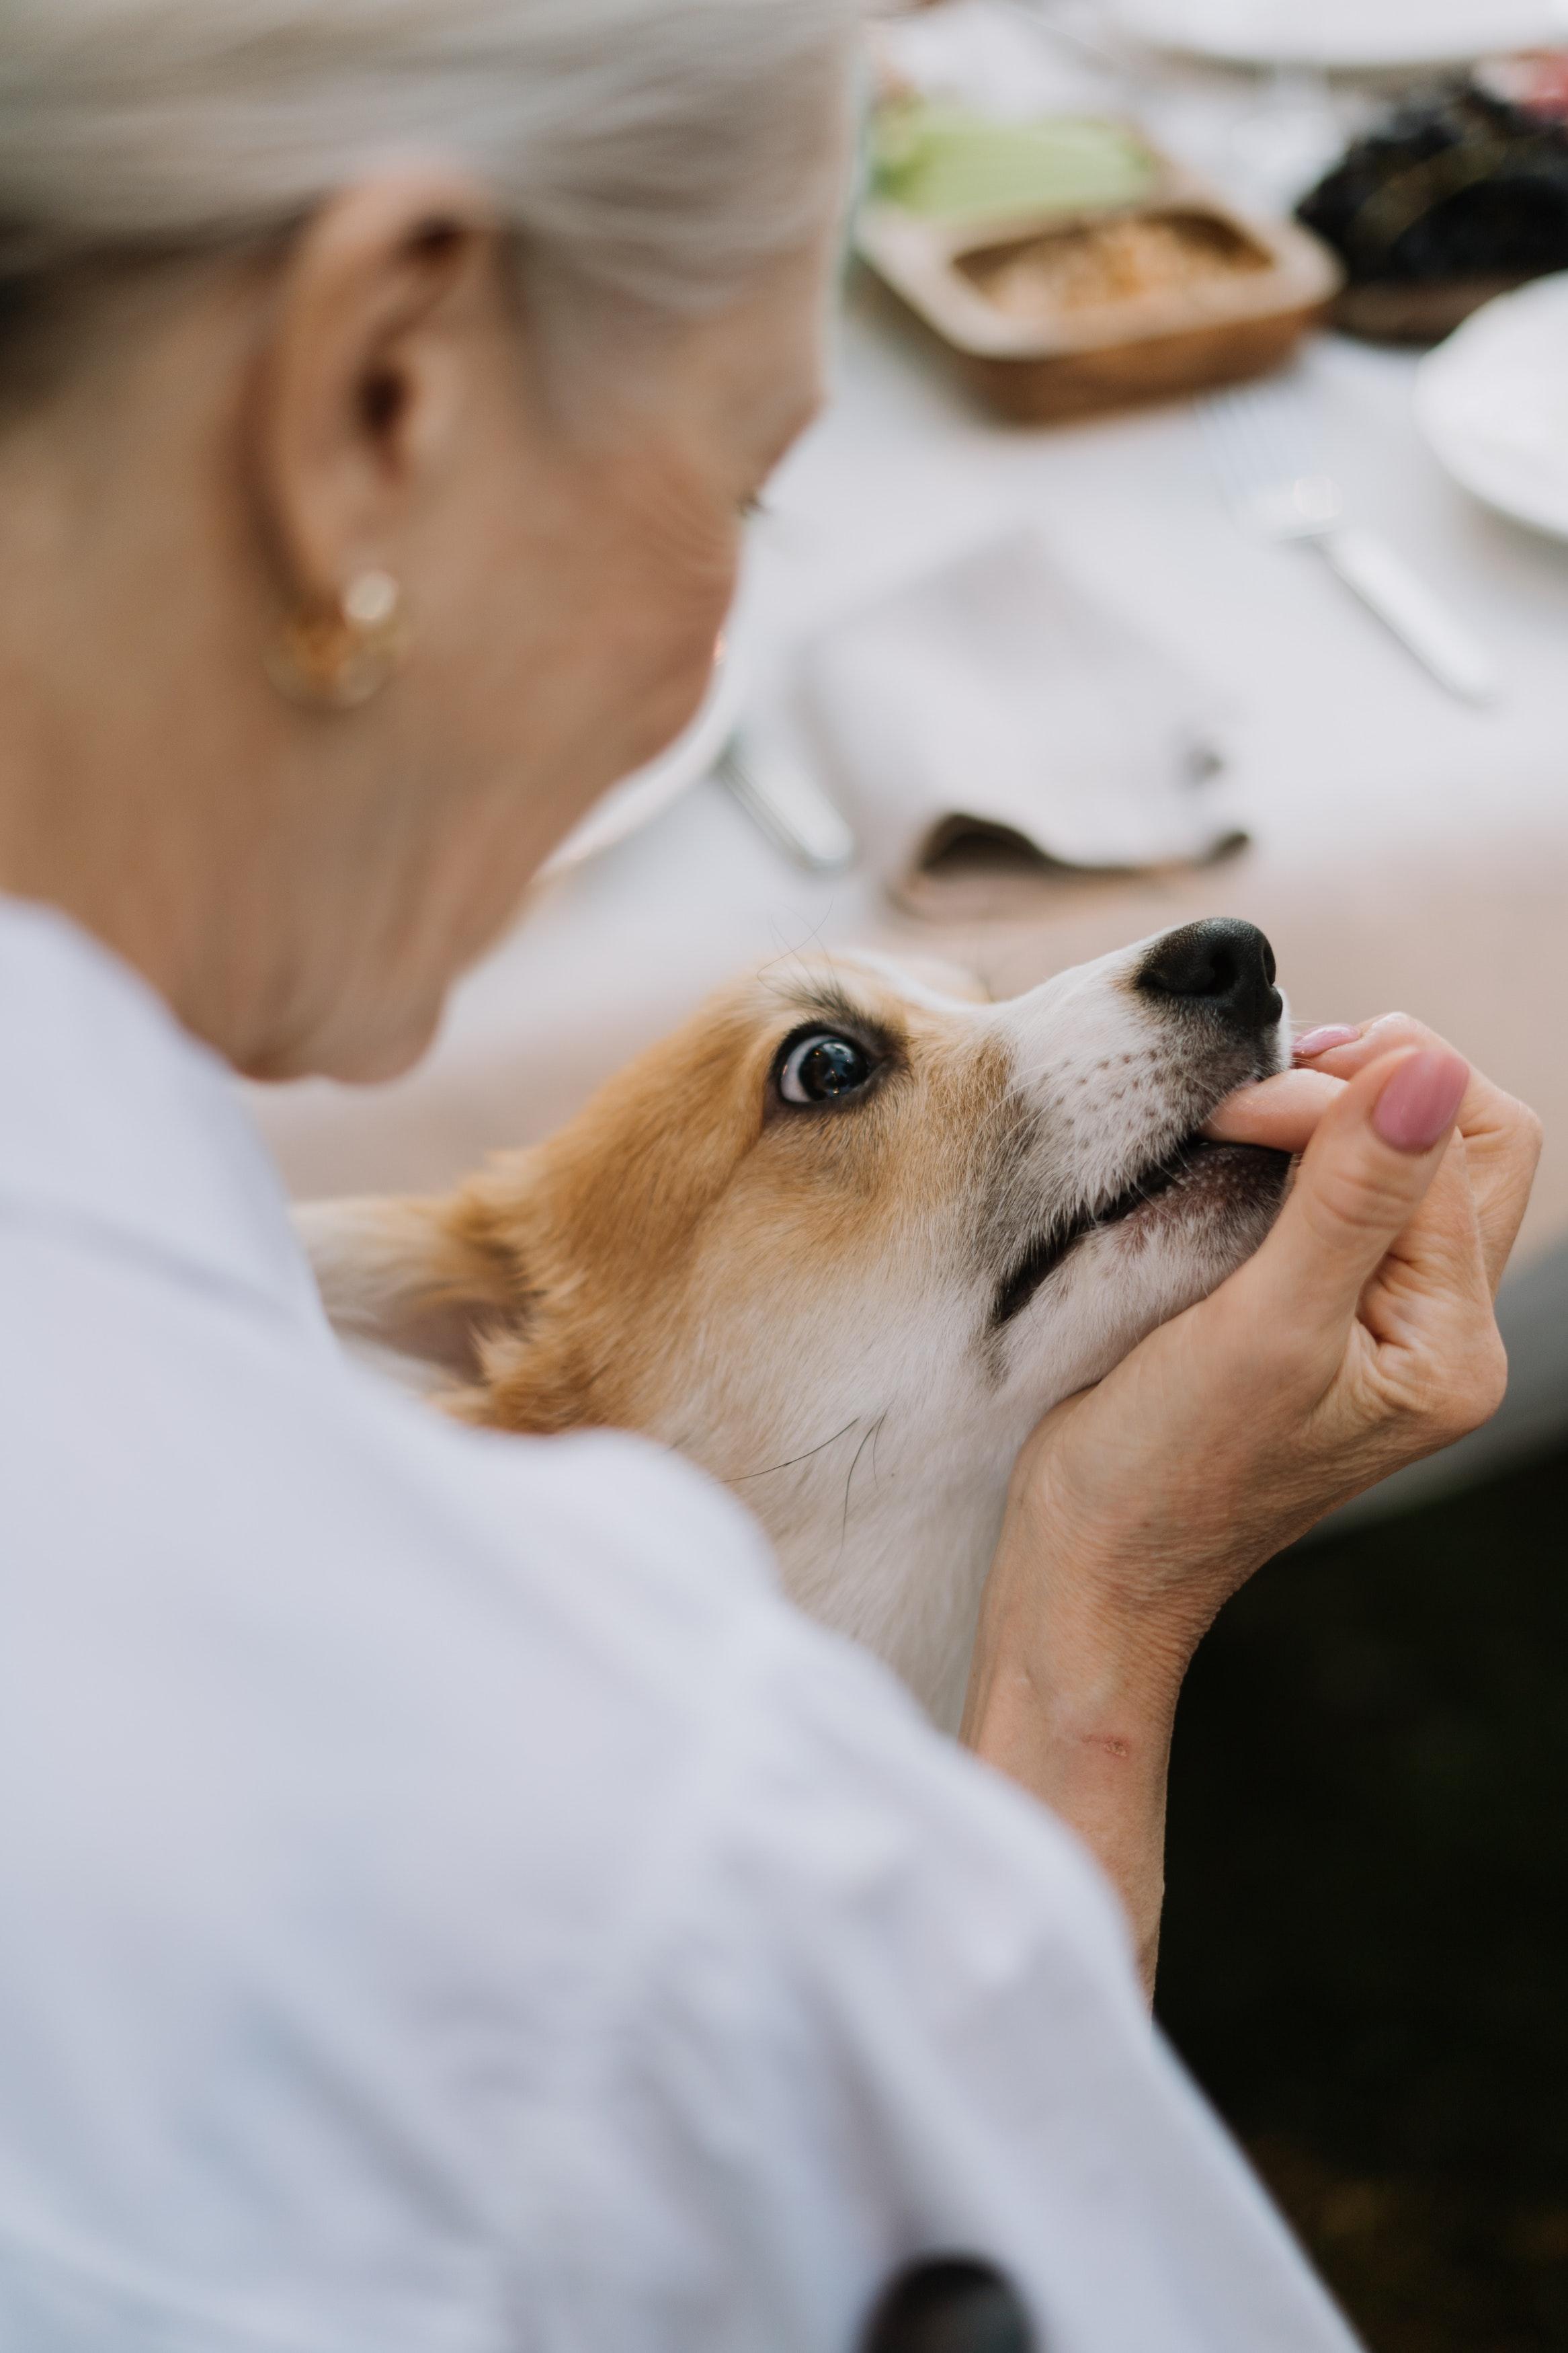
[1296,1013,1541,1293]
[1221,1047,1469,1372]
[1204,1067,1343,1154]
[1359,1128,1487,1341]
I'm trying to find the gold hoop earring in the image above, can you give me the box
[266,569,409,711]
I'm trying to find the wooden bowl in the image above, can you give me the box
[857,164,1343,424]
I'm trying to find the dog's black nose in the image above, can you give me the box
[1136,918,1281,1034]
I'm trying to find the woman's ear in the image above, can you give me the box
[295,1191,519,1378]
[252,170,511,612]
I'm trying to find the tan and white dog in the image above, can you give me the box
[301,918,1290,1729]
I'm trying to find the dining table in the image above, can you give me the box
[251,8,1568,1503]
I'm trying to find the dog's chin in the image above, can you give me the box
[993,1137,1290,1334]
[1077,1140,1292,1316]
[992,1142,1291,1414]
[1108,1136,1290,1254]
[994,1142,1288,1404]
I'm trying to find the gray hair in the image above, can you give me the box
[0,0,858,330]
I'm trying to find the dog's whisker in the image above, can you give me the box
[732,1416,862,1483]
[837,1414,885,1558]
[756,920,837,1000]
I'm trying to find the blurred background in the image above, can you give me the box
[253,4,1568,2339]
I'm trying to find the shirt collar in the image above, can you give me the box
[0,893,331,1338]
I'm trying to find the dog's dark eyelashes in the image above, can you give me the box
[777,1030,874,1106]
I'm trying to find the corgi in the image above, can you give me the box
[300,919,1290,1730]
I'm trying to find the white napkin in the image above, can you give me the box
[796,531,1245,922]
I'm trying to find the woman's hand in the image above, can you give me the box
[962,1018,1541,1992]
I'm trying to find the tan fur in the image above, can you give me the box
[457,973,1009,1458]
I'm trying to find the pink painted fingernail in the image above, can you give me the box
[1372,1049,1469,1154]
[1294,1025,1361,1060]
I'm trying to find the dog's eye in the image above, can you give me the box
[777,1031,874,1105]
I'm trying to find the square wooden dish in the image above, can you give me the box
[857,161,1344,424]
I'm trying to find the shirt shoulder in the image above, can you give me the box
[0,1224,1354,2353]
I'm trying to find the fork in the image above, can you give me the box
[718,727,858,873]
[1202,377,1500,706]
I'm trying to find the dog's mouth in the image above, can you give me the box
[991,1135,1288,1330]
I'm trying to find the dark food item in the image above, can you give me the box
[1297,78,1568,339]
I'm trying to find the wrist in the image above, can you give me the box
[961,1573,1184,1999]
[961,1574,1189,1765]
[967,1471,1208,1736]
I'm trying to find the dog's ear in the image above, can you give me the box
[294,1193,518,1377]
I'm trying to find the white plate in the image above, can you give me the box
[1110,0,1568,69]
[541,635,742,875]
[1415,273,1568,544]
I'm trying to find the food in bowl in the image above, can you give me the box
[960,210,1272,323]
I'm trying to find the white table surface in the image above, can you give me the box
[253,283,1568,1277]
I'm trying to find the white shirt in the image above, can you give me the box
[0,895,1358,2353]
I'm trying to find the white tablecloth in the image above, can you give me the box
[251,0,1568,1495]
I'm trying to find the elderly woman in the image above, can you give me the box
[0,3,1539,2348]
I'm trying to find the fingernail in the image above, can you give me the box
[1372,1049,1469,1154]
[1294,1025,1361,1060]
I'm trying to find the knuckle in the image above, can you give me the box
[1360,1012,1423,1053]
[1515,1104,1546,1169]
[1414,1331,1508,1442]
[1470,1335,1511,1425]
[1473,1088,1540,1160]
